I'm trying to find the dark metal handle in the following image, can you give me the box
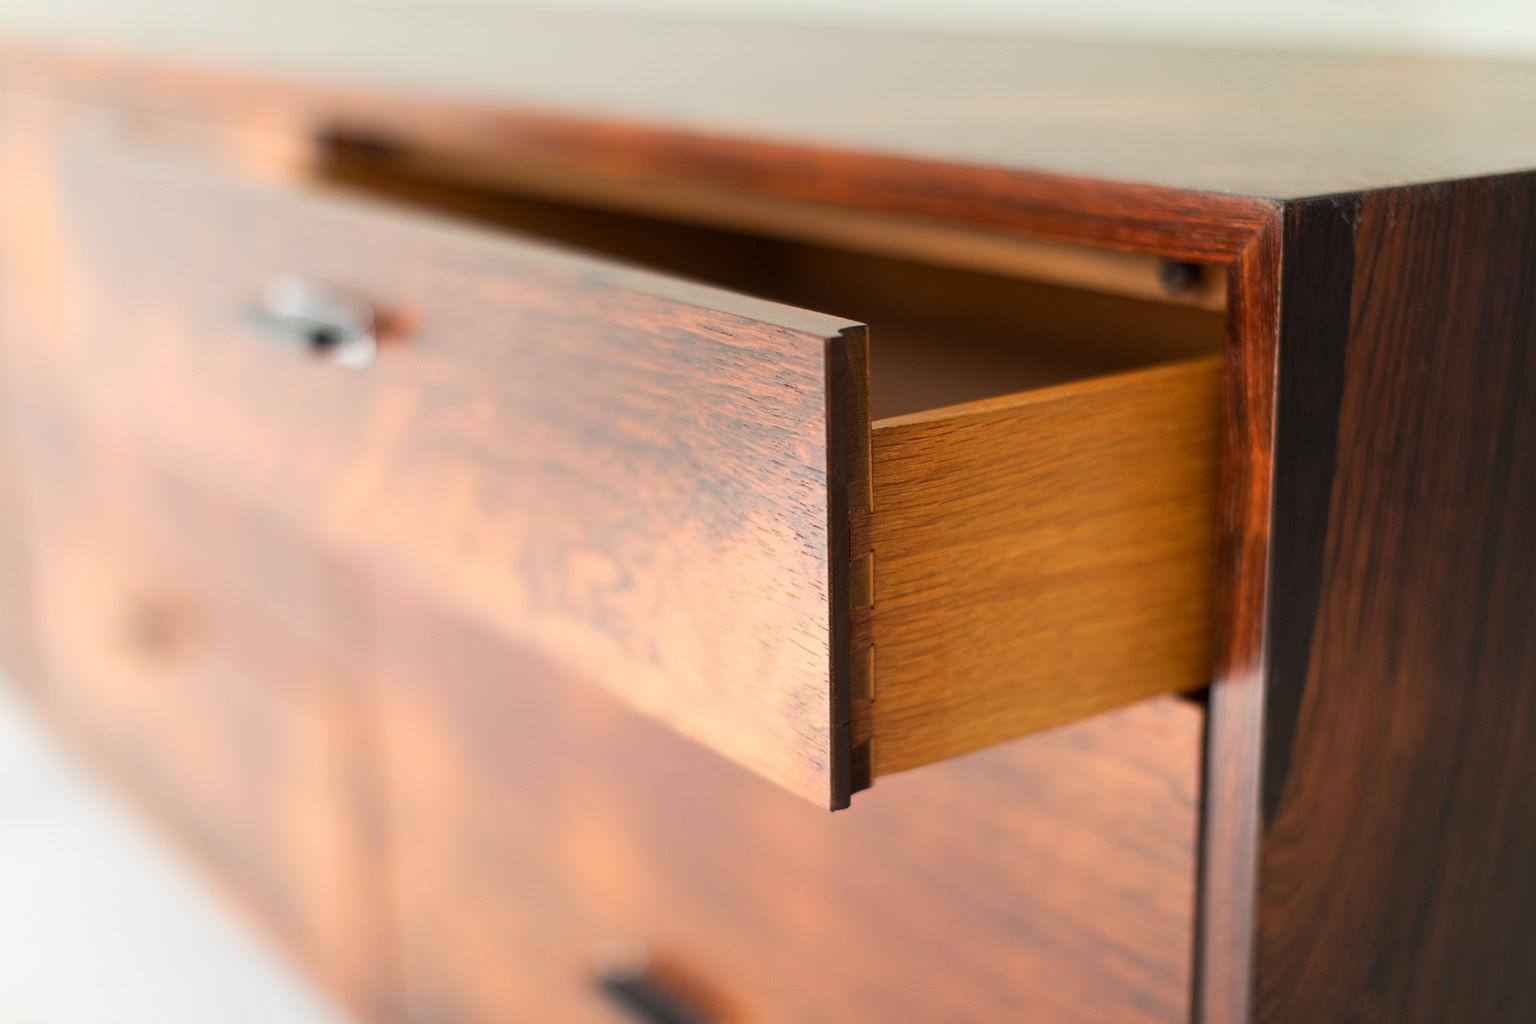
[595,962,712,1024]
[244,275,379,368]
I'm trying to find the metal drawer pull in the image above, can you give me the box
[244,275,380,369]
[595,962,712,1024]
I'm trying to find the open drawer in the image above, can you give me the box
[17,121,1220,809]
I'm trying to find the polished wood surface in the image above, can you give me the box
[317,148,1228,417]
[6,4,1536,201]
[322,147,1228,785]
[373,588,1201,1024]
[4,405,394,1017]
[321,137,1229,310]
[1,41,1278,271]
[7,13,1536,1023]
[92,102,1228,388]
[1192,214,1280,1024]
[1202,178,1536,1022]
[14,124,871,809]
[10,102,1234,808]
[858,357,1220,776]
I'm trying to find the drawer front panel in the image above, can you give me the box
[10,405,392,1014]
[3,100,1220,814]
[11,124,869,808]
[375,593,1199,1024]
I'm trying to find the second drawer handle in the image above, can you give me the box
[244,275,380,369]
[595,962,713,1024]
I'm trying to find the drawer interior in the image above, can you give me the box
[316,140,1224,421]
[18,110,1223,802]
[318,142,1224,787]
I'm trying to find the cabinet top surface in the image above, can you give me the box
[4,1,1536,200]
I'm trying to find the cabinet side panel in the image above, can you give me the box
[1209,178,1536,1022]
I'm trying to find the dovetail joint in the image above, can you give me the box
[847,506,875,775]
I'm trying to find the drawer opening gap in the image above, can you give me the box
[315,137,1225,422]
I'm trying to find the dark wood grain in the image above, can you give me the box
[1,95,399,1008]
[370,585,1201,1024]
[0,22,1276,266]
[13,103,1245,808]
[2,398,397,1018]
[1202,176,1536,1022]
[13,127,870,809]
[12,19,1536,1022]
[315,147,1230,411]
[324,132,1233,788]
[1193,210,1281,1024]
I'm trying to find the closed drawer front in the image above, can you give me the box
[9,406,391,1015]
[10,117,1219,808]
[375,594,1199,1024]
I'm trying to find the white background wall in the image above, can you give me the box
[366,0,1536,56]
[2,0,1535,56]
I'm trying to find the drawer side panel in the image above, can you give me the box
[861,356,1220,776]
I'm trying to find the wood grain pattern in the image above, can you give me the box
[315,149,1228,418]
[1191,212,1281,1024]
[18,108,1233,806]
[9,19,1536,1023]
[320,137,1229,309]
[0,24,1278,267]
[371,586,1201,1024]
[18,132,869,808]
[1202,178,1536,1022]
[856,357,1220,777]
[3,400,395,1017]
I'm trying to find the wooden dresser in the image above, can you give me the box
[1,8,1534,1023]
